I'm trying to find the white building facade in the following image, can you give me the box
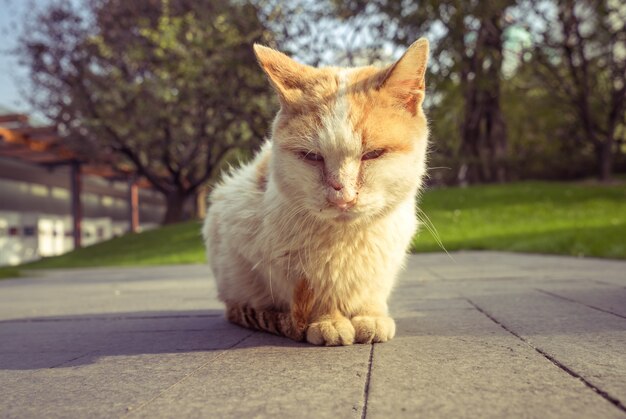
[0,156,165,266]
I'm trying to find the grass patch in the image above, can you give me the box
[25,220,205,270]
[0,266,21,279]
[412,181,626,259]
[2,181,624,280]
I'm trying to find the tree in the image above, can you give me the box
[524,0,626,181]
[256,0,391,67]
[19,0,276,223]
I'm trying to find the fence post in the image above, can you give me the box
[128,178,139,233]
[70,160,82,249]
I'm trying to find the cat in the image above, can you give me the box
[202,38,430,346]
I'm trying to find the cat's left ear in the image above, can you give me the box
[380,38,429,116]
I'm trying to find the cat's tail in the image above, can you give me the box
[226,304,306,341]
[225,279,315,342]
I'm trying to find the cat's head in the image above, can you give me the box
[254,39,430,223]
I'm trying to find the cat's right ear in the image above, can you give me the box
[253,44,316,107]
[379,38,429,116]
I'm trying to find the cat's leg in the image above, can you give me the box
[350,301,396,344]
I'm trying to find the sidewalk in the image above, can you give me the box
[1,252,625,418]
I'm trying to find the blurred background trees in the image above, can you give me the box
[523,0,626,181]
[16,0,626,223]
[331,0,514,184]
[19,0,276,223]
[322,0,626,184]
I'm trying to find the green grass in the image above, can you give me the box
[1,181,624,280]
[412,181,626,259]
[0,266,22,279]
[12,220,205,274]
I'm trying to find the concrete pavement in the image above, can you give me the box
[1,252,625,418]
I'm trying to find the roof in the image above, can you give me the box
[0,112,151,187]
[0,114,73,164]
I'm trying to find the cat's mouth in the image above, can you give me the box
[317,206,361,223]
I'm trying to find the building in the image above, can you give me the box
[0,111,166,266]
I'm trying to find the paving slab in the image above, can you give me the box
[129,334,370,418]
[466,290,626,406]
[1,251,625,418]
[535,282,626,318]
[369,301,623,418]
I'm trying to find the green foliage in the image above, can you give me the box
[517,0,626,180]
[502,67,595,180]
[20,0,277,222]
[413,182,626,259]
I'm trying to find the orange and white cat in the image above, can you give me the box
[203,39,429,345]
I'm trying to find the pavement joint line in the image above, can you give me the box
[465,297,626,414]
[123,331,256,415]
[49,351,97,369]
[535,288,626,320]
[429,276,537,282]
[360,343,375,419]
[590,279,626,289]
[117,329,212,334]
[0,314,222,324]
[423,267,446,280]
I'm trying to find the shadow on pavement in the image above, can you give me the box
[2,283,625,371]
[0,309,308,370]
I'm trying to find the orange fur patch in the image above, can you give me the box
[291,278,315,332]
[347,67,426,155]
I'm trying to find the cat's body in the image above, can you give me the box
[203,39,430,345]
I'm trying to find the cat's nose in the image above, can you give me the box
[328,179,343,191]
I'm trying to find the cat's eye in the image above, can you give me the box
[362,149,386,161]
[300,151,324,162]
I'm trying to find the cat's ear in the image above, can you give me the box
[380,38,429,115]
[253,44,317,107]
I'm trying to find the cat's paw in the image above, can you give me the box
[351,315,396,343]
[306,317,355,346]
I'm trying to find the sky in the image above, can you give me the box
[0,0,60,114]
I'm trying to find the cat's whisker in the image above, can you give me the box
[416,208,455,262]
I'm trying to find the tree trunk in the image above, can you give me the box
[596,141,613,182]
[484,89,507,183]
[482,12,507,183]
[459,84,483,185]
[457,10,507,185]
[162,190,190,224]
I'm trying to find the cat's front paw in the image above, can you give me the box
[306,317,355,346]
[351,315,396,343]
